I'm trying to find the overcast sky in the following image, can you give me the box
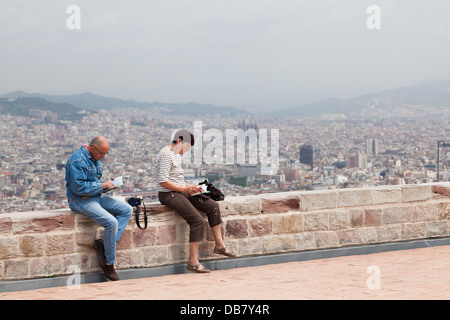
[1,0,450,111]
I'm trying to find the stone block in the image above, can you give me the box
[438,201,450,219]
[294,232,315,251]
[382,206,413,224]
[300,191,336,211]
[225,219,248,239]
[350,209,364,227]
[272,213,303,234]
[402,185,431,202]
[238,238,262,256]
[371,187,402,205]
[431,185,450,197]
[304,211,329,231]
[262,234,295,253]
[133,225,156,247]
[141,246,168,266]
[337,229,357,246]
[336,189,372,207]
[413,203,438,221]
[220,196,262,216]
[356,227,377,244]
[0,237,19,259]
[45,234,76,256]
[329,211,349,230]
[156,224,176,245]
[261,192,300,213]
[0,216,13,235]
[249,217,272,236]
[377,225,401,242]
[315,231,338,249]
[11,211,75,234]
[365,208,382,226]
[427,221,449,237]
[402,222,427,240]
[20,235,45,257]
[5,259,29,279]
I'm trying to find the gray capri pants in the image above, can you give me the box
[158,191,222,242]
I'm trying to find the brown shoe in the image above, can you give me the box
[186,263,211,273]
[94,239,106,268]
[213,246,236,257]
[103,264,119,281]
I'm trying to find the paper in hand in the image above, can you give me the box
[111,176,123,188]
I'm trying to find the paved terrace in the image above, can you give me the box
[1,244,449,300]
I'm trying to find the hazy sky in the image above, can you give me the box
[1,0,450,111]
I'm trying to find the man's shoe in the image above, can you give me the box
[103,264,119,281]
[94,239,107,268]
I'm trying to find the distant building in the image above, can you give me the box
[299,145,314,167]
[365,138,379,157]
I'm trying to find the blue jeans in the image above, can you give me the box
[70,195,133,265]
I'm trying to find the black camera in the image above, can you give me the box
[127,197,147,230]
[127,197,142,207]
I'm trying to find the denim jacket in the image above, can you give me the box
[65,145,103,202]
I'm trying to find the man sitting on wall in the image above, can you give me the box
[65,136,132,281]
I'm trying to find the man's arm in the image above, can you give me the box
[67,160,104,196]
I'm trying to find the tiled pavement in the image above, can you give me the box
[1,245,449,300]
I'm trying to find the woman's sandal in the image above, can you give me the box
[186,263,211,273]
[213,246,237,257]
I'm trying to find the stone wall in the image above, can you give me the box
[1,183,450,281]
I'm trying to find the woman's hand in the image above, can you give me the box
[183,185,201,195]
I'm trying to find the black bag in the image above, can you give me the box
[199,179,225,201]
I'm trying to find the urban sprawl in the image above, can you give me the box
[1,105,449,213]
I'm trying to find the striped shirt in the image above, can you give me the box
[154,146,186,192]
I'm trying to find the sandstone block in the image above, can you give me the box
[272,213,303,234]
[300,191,336,211]
[294,232,315,251]
[371,186,402,205]
[225,219,248,239]
[12,211,75,234]
[377,225,401,242]
[402,222,427,240]
[45,234,76,256]
[315,231,338,248]
[133,226,156,247]
[304,211,329,231]
[262,234,295,253]
[249,217,272,236]
[427,221,449,237]
[0,216,13,235]
[156,224,176,245]
[261,192,300,213]
[402,185,431,202]
[382,206,413,224]
[350,209,364,227]
[356,227,377,244]
[365,208,382,226]
[20,235,45,257]
[329,211,349,230]
[336,189,372,207]
[5,259,29,279]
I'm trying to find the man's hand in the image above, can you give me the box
[102,180,115,190]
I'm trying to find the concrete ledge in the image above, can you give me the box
[1,182,450,282]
